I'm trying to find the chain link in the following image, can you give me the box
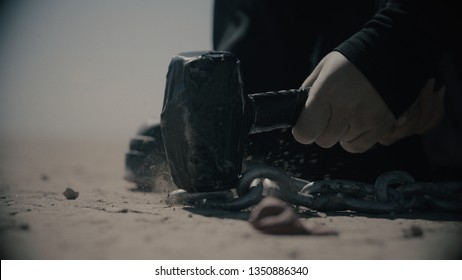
[167,165,462,213]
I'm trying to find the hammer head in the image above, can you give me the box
[160,51,252,193]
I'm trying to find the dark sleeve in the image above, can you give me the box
[334,0,455,117]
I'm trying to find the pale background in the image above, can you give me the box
[0,0,212,141]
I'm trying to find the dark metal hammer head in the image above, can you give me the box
[160,51,252,193]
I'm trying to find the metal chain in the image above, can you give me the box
[167,165,462,213]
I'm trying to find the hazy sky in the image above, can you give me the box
[0,0,212,140]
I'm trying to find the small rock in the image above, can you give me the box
[403,225,424,238]
[41,174,49,181]
[19,223,30,231]
[63,188,79,200]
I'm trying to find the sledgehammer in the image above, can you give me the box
[161,51,308,193]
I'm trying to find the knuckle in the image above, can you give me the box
[316,139,336,149]
[291,127,314,145]
[340,141,367,153]
[379,137,395,146]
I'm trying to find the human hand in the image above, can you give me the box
[292,51,396,153]
[379,78,445,145]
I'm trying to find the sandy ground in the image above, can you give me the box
[1,137,461,260]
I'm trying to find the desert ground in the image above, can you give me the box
[1,136,461,260]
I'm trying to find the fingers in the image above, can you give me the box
[379,102,421,145]
[294,99,394,152]
[292,90,330,145]
[339,112,393,153]
[341,127,389,153]
[416,85,445,134]
[293,51,397,153]
[379,79,445,146]
[293,60,330,145]
[294,52,446,152]
[314,108,349,148]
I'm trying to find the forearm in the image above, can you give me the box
[335,0,451,117]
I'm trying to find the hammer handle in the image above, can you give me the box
[249,88,309,134]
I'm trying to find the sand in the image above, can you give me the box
[1,136,461,259]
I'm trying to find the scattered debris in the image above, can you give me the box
[18,223,30,231]
[249,197,338,236]
[75,204,149,214]
[0,220,30,232]
[403,225,424,238]
[63,188,79,200]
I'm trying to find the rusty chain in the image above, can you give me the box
[167,165,462,214]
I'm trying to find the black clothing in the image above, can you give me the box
[214,0,375,96]
[335,0,457,116]
[213,0,461,181]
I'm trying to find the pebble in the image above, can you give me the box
[403,225,424,238]
[63,188,79,200]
